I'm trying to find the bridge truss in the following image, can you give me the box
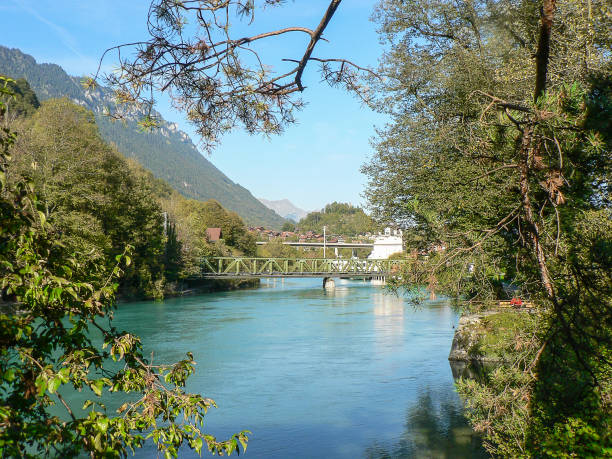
[197,257,406,278]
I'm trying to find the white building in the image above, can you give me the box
[368,228,404,259]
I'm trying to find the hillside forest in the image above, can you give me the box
[297,202,377,236]
[2,78,256,299]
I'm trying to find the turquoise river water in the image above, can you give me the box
[87,278,489,458]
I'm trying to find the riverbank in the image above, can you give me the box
[449,309,539,365]
[117,277,261,301]
[180,277,260,294]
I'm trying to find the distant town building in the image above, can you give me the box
[368,228,403,259]
[206,227,222,242]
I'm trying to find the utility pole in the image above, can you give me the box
[323,225,327,258]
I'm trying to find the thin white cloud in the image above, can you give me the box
[11,0,86,61]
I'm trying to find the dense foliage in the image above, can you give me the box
[8,98,168,298]
[281,221,296,232]
[364,0,611,455]
[0,77,249,458]
[256,240,302,259]
[298,202,377,236]
[1,79,258,299]
[0,46,286,229]
[0,77,39,119]
[161,196,257,277]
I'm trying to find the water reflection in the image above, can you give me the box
[365,389,489,458]
[373,290,406,352]
[449,360,489,381]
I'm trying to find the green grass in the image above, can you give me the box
[468,311,539,361]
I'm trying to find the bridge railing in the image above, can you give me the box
[197,257,406,277]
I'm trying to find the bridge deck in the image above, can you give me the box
[255,241,374,248]
[198,273,383,279]
[196,257,405,279]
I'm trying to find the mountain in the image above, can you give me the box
[0,46,287,229]
[258,198,308,222]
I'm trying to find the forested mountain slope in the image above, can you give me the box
[0,46,286,228]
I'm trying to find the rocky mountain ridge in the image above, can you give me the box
[0,45,287,228]
[258,198,309,222]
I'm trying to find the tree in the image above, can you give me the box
[164,220,184,283]
[363,0,611,455]
[0,76,39,121]
[86,0,377,151]
[281,221,296,232]
[9,98,169,298]
[0,77,249,457]
[3,1,378,454]
[159,196,257,276]
[299,202,376,236]
[256,239,301,259]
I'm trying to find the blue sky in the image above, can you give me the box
[0,0,387,212]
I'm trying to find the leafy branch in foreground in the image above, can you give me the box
[0,76,248,458]
[87,0,376,151]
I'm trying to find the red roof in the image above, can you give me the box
[206,227,222,242]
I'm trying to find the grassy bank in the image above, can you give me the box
[449,310,539,364]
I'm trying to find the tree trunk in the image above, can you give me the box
[534,0,557,102]
[524,0,558,298]
[518,125,556,300]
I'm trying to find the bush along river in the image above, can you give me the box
[73,278,489,458]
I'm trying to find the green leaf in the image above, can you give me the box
[58,367,70,382]
[239,432,249,452]
[35,377,47,397]
[3,368,16,382]
[194,437,203,453]
[91,379,104,396]
[48,376,61,394]
[96,417,109,433]
[93,433,103,452]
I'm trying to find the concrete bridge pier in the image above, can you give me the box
[323,277,336,290]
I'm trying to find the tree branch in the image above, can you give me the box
[294,0,343,91]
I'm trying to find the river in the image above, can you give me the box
[105,278,488,458]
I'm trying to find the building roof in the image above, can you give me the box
[206,227,222,242]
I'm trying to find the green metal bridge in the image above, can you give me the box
[196,257,406,279]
